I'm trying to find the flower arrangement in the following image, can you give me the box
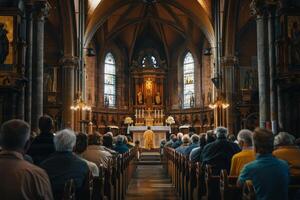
[165,116,175,125]
[124,117,133,125]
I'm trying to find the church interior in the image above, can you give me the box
[0,0,300,199]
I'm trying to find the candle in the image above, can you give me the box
[154,109,156,118]
[135,109,137,118]
[142,109,144,118]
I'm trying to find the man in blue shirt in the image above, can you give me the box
[238,128,289,200]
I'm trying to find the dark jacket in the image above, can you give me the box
[40,151,89,195]
[184,143,199,156]
[201,137,240,175]
[113,143,129,154]
[171,140,183,149]
[27,132,55,164]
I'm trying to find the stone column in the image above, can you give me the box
[31,1,49,131]
[267,5,278,133]
[60,56,78,129]
[222,56,238,133]
[251,1,269,128]
[25,2,33,123]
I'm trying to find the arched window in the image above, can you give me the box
[183,52,195,108]
[104,53,116,107]
[142,54,158,68]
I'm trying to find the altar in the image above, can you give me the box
[129,126,170,148]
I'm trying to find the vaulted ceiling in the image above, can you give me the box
[85,0,215,62]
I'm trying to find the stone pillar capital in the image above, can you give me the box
[33,1,50,20]
[250,0,278,16]
[59,56,79,68]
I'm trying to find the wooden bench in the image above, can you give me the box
[219,170,241,200]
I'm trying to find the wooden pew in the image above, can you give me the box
[289,176,300,200]
[242,180,255,200]
[219,170,242,200]
[92,165,105,200]
[188,161,197,200]
[195,162,206,199]
[205,164,221,200]
[61,179,76,200]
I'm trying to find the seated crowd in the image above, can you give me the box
[0,116,134,200]
[164,126,300,200]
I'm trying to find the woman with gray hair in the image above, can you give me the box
[273,132,300,176]
[40,129,89,197]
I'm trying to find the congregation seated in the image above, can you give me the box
[171,132,183,148]
[190,132,207,162]
[27,115,55,164]
[273,132,300,176]
[114,135,129,154]
[201,127,240,175]
[80,132,112,169]
[75,132,99,177]
[40,129,89,197]
[184,134,199,155]
[175,134,190,154]
[165,134,177,147]
[0,119,53,199]
[237,128,289,200]
[230,129,255,176]
[103,133,114,149]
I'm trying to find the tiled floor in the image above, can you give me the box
[125,165,179,200]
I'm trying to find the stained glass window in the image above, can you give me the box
[104,53,116,107]
[142,55,158,68]
[183,52,195,108]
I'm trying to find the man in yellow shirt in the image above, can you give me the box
[230,129,255,176]
[143,126,154,150]
[273,132,300,176]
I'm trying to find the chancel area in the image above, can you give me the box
[0,0,300,200]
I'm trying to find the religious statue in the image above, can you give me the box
[143,126,154,150]
[0,23,9,64]
[104,95,109,107]
[155,92,161,105]
[190,95,195,108]
[243,70,255,89]
[137,91,143,104]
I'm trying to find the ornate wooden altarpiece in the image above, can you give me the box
[131,49,167,126]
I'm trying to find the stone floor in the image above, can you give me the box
[125,165,179,200]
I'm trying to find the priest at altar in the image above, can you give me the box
[143,126,154,150]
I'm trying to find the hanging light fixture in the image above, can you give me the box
[70,95,91,111]
[208,95,230,109]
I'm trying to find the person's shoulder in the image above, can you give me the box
[275,157,289,168]
[21,160,49,178]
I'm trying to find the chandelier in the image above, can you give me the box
[208,95,230,109]
[70,96,91,111]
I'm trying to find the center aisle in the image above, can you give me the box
[125,152,179,200]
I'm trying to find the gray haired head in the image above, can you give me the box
[54,129,76,152]
[237,129,253,146]
[177,132,183,140]
[214,127,228,138]
[274,132,295,147]
[191,134,200,144]
[182,134,190,144]
[116,135,125,143]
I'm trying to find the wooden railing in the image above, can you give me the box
[163,147,300,200]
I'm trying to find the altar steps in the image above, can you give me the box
[137,152,162,165]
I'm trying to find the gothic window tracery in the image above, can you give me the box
[104,52,116,107]
[183,52,195,108]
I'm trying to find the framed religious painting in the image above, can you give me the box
[0,15,14,70]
